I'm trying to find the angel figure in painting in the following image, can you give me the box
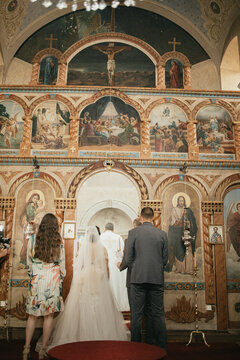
[227,202,240,261]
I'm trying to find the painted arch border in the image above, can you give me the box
[67,160,149,201]
[62,32,163,88]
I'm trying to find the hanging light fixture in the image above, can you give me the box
[30,0,138,12]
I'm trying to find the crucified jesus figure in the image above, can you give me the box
[94,45,131,85]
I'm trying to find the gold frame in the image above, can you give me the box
[63,222,76,240]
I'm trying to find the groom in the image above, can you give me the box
[126,206,168,349]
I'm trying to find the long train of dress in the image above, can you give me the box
[37,229,128,351]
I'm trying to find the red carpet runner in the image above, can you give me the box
[48,340,166,360]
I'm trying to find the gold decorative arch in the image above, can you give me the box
[215,173,240,201]
[62,32,164,88]
[192,99,236,120]
[154,174,208,201]
[32,48,65,64]
[67,161,149,200]
[161,51,191,67]
[162,51,192,89]
[144,97,191,119]
[30,47,67,86]
[0,94,28,116]
[8,172,62,198]
[29,94,75,116]
[76,88,144,117]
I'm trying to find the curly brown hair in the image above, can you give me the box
[34,213,61,263]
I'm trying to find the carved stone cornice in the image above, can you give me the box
[0,197,15,209]
[54,198,76,210]
[201,201,224,213]
[141,200,162,212]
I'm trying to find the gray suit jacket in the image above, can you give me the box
[119,239,131,288]
[126,222,168,285]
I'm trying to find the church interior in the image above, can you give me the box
[0,0,240,352]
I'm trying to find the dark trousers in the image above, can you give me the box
[130,283,167,349]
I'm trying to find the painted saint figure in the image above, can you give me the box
[166,194,197,274]
[210,227,222,244]
[43,57,57,85]
[169,60,181,88]
[18,193,45,268]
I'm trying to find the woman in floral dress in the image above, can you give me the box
[23,213,65,360]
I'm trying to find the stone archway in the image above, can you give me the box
[75,168,141,237]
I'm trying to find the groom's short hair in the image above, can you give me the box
[105,222,114,231]
[141,207,154,220]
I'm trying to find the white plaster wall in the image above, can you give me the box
[89,207,132,237]
[76,170,140,234]
[221,36,240,91]
[4,58,32,85]
[191,59,221,90]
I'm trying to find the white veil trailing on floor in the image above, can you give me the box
[45,226,128,350]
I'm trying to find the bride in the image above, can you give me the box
[44,226,128,349]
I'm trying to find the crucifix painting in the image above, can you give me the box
[93,43,131,85]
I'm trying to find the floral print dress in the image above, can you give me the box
[25,235,66,316]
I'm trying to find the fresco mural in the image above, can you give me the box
[15,7,209,67]
[79,96,141,150]
[32,101,70,149]
[165,59,183,89]
[196,105,234,154]
[161,184,201,279]
[0,101,24,149]
[224,188,240,280]
[12,180,55,277]
[67,42,155,87]
[39,56,58,85]
[150,103,188,153]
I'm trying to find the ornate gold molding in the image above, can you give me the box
[165,295,215,323]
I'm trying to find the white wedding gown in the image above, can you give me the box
[43,226,128,350]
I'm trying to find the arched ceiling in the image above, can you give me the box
[0,0,239,71]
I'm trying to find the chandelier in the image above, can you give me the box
[30,0,137,12]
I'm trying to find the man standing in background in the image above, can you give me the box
[100,222,129,311]
[126,207,168,349]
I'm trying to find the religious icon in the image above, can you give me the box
[94,43,131,85]
[18,190,46,269]
[0,101,24,149]
[166,192,197,274]
[165,58,183,89]
[196,105,234,155]
[32,101,70,149]
[39,56,58,85]
[63,222,76,240]
[150,103,188,153]
[209,226,223,244]
[78,96,141,150]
